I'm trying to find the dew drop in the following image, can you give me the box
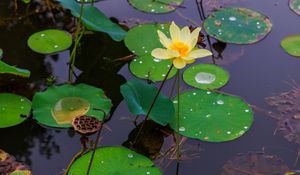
[195,72,216,84]
[54,45,59,48]
[207,91,212,94]
[227,131,231,134]
[40,33,46,37]
[173,100,178,103]
[153,58,162,62]
[128,154,133,158]
[179,127,186,132]
[245,109,250,112]
[229,16,237,21]
[146,172,151,175]
[139,61,143,64]
[162,74,166,77]
[193,92,197,95]
[217,100,224,105]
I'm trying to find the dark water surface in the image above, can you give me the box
[1,0,300,174]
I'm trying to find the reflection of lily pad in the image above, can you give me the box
[130,55,176,81]
[27,29,72,54]
[222,152,289,175]
[0,93,31,128]
[203,7,272,44]
[183,64,229,90]
[120,79,174,126]
[0,60,30,78]
[281,35,300,57]
[128,0,184,13]
[170,90,253,142]
[58,0,127,41]
[290,0,300,15]
[125,23,170,56]
[68,146,162,175]
[32,84,112,128]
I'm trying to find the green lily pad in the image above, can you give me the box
[32,84,112,128]
[120,79,174,126]
[183,64,229,90]
[170,90,253,142]
[68,146,162,175]
[130,55,177,81]
[290,0,300,15]
[203,7,272,44]
[128,0,184,13]
[58,0,127,41]
[0,93,31,128]
[0,60,31,78]
[280,35,300,57]
[27,29,72,54]
[125,23,170,56]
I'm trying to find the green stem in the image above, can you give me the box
[68,2,85,83]
[176,69,181,160]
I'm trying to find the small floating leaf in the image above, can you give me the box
[58,0,127,41]
[290,0,300,15]
[0,93,31,128]
[280,35,300,57]
[0,60,30,78]
[203,7,272,44]
[27,29,72,54]
[128,0,184,13]
[68,147,162,175]
[130,55,177,81]
[120,79,174,126]
[125,23,170,56]
[32,84,112,128]
[183,64,229,90]
[170,90,253,142]
[10,170,32,175]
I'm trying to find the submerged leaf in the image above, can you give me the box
[32,84,112,128]
[68,147,162,175]
[57,0,127,41]
[281,35,300,57]
[203,7,272,44]
[0,93,31,128]
[120,79,175,126]
[128,0,184,13]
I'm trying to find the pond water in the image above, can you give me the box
[1,0,300,174]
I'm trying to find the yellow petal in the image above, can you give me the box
[180,26,191,43]
[157,30,172,49]
[183,49,212,60]
[186,59,195,64]
[170,21,181,41]
[187,27,201,49]
[151,48,179,59]
[173,58,186,69]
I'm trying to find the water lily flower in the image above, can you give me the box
[151,22,212,69]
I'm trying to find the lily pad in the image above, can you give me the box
[128,0,184,13]
[0,93,31,128]
[203,7,272,44]
[130,55,177,81]
[0,60,31,78]
[58,0,127,41]
[125,23,170,56]
[68,146,162,175]
[120,79,175,126]
[280,35,300,57]
[290,0,300,15]
[170,90,253,142]
[32,84,112,128]
[27,29,72,54]
[183,64,229,90]
[75,0,101,3]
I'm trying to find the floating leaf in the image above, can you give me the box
[10,170,32,175]
[57,0,127,41]
[280,35,300,57]
[125,23,170,56]
[32,84,112,128]
[130,55,177,81]
[0,93,31,128]
[0,60,31,78]
[170,90,253,142]
[290,0,300,15]
[21,0,31,3]
[203,7,272,44]
[75,0,101,3]
[68,146,162,175]
[222,152,289,175]
[183,64,229,90]
[27,29,72,54]
[128,0,184,13]
[120,79,174,126]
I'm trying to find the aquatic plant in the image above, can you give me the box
[128,0,184,13]
[281,35,300,57]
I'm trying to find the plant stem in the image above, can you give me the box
[176,69,181,160]
[131,65,174,146]
[68,2,85,83]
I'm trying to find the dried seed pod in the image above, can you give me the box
[72,115,101,135]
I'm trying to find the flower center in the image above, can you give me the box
[171,42,189,57]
